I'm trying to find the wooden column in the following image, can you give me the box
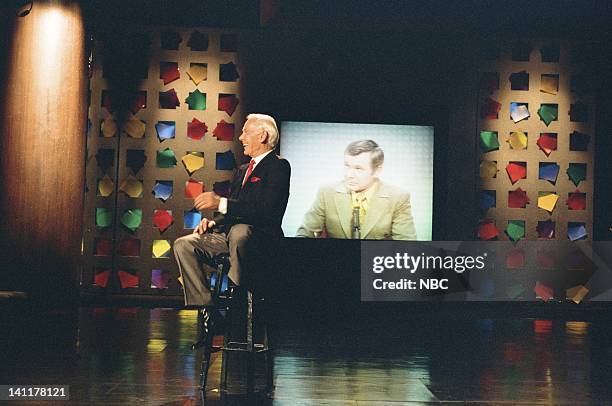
[0,0,87,305]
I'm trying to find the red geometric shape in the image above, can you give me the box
[478,220,499,240]
[534,282,554,301]
[94,238,112,256]
[153,209,174,233]
[185,179,204,198]
[481,97,501,119]
[94,269,111,288]
[118,237,140,257]
[159,88,180,109]
[566,190,586,210]
[212,120,234,141]
[160,61,180,85]
[508,187,530,208]
[537,133,557,156]
[506,162,527,184]
[118,270,139,289]
[188,118,208,140]
[218,94,239,116]
[505,248,525,269]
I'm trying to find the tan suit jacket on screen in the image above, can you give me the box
[296,181,417,240]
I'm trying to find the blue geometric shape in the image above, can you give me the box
[480,190,496,210]
[184,209,202,229]
[155,121,176,141]
[216,150,237,170]
[538,162,560,184]
[153,181,173,201]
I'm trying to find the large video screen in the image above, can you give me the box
[280,121,434,240]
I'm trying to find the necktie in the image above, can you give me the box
[241,159,255,188]
[352,192,367,229]
[356,194,367,226]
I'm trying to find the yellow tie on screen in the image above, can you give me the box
[352,192,367,226]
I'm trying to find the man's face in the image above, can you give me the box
[238,119,263,158]
[343,152,381,192]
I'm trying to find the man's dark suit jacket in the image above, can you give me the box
[214,152,291,238]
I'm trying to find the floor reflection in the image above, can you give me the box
[2,306,612,404]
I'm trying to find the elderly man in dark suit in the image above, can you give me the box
[174,113,290,346]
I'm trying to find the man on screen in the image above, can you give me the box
[296,139,416,240]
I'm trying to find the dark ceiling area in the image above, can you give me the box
[76,1,612,41]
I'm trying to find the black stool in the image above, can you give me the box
[196,253,274,403]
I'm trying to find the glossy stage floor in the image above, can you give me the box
[2,302,612,405]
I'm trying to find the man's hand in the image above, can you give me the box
[194,218,216,235]
[194,192,221,211]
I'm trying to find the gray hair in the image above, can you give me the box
[246,113,280,149]
[345,139,384,169]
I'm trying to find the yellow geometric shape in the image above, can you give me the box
[181,152,205,175]
[540,75,559,95]
[98,175,114,197]
[480,160,498,179]
[101,118,117,138]
[566,285,589,304]
[508,131,528,150]
[187,64,207,86]
[537,192,559,213]
[119,174,143,198]
[124,118,146,139]
[152,239,171,258]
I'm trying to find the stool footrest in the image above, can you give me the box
[223,341,270,353]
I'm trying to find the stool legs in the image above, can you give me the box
[198,318,215,405]
[264,324,274,395]
[198,289,274,402]
[246,290,255,400]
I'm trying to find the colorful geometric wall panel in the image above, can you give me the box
[84,29,245,298]
[477,40,594,244]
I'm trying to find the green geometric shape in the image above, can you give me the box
[121,209,143,231]
[185,89,206,110]
[479,131,500,152]
[537,104,558,126]
[567,163,586,186]
[95,208,113,228]
[156,148,177,168]
[506,220,525,242]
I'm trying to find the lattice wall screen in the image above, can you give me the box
[82,28,245,296]
[477,41,595,243]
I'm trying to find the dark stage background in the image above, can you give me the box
[1,1,611,313]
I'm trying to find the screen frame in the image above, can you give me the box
[276,107,449,241]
